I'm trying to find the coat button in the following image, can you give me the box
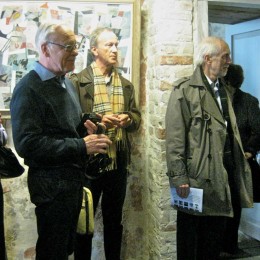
[206,179,211,183]
[208,154,212,159]
[207,128,212,134]
[204,114,210,121]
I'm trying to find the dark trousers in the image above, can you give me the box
[221,153,241,254]
[0,182,7,260]
[74,167,127,260]
[222,203,241,254]
[28,168,83,260]
[177,211,226,260]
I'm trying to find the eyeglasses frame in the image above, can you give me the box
[46,41,79,52]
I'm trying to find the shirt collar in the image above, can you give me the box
[33,61,57,81]
[205,75,219,88]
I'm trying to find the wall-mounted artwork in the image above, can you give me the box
[0,0,140,111]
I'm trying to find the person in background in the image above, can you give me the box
[0,113,7,260]
[222,63,260,256]
[10,23,111,260]
[70,27,141,260]
[165,37,253,260]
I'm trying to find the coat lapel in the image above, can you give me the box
[200,90,226,125]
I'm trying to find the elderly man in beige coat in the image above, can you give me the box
[165,36,253,260]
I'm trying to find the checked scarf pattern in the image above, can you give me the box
[91,62,126,170]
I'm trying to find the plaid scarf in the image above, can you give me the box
[91,62,125,170]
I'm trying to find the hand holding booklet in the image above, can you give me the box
[170,187,203,212]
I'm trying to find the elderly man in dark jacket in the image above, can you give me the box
[10,23,111,260]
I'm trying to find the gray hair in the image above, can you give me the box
[35,23,57,52]
[89,27,115,48]
[35,23,70,52]
[195,36,225,66]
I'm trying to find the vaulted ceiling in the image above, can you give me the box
[208,0,260,25]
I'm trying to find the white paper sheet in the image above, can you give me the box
[170,187,203,213]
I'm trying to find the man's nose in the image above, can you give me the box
[227,55,232,64]
[111,44,118,52]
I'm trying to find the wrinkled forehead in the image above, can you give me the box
[219,40,230,55]
[97,31,118,44]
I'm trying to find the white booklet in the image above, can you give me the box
[170,187,203,212]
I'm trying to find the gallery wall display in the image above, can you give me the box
[0,0,140,114]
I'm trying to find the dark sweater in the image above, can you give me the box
[10,70,87,169]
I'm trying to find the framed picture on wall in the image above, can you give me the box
[0,0,140,116]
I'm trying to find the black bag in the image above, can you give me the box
[85,153,112,180]
[0,146,25,179]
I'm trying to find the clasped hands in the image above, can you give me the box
[83,113,131,155]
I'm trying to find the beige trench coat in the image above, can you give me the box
[166,66,253,217]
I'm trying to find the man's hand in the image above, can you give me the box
[101,114,132,129]
[84,120,97,135]
[176,184,190,198]
[116,113,132,128]
[83,134,112,155]
[245,152,253,160]
[101,114,121,129]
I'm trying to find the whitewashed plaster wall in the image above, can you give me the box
[3,0,208,259]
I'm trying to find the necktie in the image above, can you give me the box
[213,82,223,111]
[217,83,234,172]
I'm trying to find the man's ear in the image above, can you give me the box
[91,46,98,57]
[41,42,50,57]
[205,54,212,64]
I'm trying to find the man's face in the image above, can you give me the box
[92,31,118,67]
[208,42,232,79]
[45,28,78,75]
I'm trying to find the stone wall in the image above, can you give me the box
[138,0,207,259]
[2,0,208,259]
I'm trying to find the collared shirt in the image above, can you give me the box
[0,124,7,146]
[206,76,222,111]
[33,61,66,88]
[105,74,112,98]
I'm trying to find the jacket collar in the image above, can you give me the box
[190,66,226,125]
[78,65,132,101]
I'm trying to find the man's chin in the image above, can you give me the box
[110,59,118,65]
[220,69,228,77]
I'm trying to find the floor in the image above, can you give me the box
[220,232,260,260]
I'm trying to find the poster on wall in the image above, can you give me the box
[0,0,140,110]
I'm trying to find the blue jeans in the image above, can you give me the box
[28,167,84,260]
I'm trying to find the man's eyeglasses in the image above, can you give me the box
[47,41,79,52]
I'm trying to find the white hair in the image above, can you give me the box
[195,36,225,66]
[35,23,70,52]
